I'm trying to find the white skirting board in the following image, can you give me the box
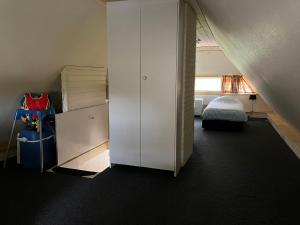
[55,104,109,165]
[268,112,300,159]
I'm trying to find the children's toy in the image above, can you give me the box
[21,93,50,111]
[20,93,51,130]
[3,93,56,172]
[18,130,56,169]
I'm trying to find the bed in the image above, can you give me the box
[202,96,248,130]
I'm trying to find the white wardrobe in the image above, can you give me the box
[107,0,196,175]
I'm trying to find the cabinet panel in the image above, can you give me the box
[181,3,196,167]
[108,2,141,167]
[140,1,178,171]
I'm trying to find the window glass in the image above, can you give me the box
[195,77,222,92]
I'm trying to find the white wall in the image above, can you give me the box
[195,46,271,112]
[0,0,107,149]
[196,46,241,75]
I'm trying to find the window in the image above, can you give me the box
[195,77,222,92]
[195,75,254,94]
[221,75,254,94]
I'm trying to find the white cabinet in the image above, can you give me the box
[140,2,178,171]
[107,2,141,167]
[108,0,196,175]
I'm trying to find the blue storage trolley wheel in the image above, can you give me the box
[18,130,56,169]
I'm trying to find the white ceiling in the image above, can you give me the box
[196,16,218,47]
[196,0,300,131]
[189,0,218,47]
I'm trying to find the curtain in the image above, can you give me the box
[221,75,253,93]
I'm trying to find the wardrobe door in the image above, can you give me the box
[140,1,178,171]
[107,2,141,167]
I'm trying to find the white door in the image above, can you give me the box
[107,2,141,167]
[140,1,178,171]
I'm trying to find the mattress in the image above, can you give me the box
[202,96,248,122]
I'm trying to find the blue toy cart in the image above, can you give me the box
[18,130,56,169]
[3,108,55,172]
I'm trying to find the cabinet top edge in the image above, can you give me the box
[107,0,180,5]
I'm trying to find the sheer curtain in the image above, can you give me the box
[221,75,253,93]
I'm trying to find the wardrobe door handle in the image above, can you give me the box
[142,75,148,80]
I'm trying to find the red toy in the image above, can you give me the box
[22,93,50,111]
[20,93,51,130]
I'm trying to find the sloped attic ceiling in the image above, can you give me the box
[196,0,300,131]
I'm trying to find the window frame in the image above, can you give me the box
[194,75,255,95]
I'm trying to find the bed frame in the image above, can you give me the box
[202,119,245,131]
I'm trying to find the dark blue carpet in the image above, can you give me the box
[0,118,299,225]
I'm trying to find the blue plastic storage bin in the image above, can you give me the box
[19,130,57,169]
